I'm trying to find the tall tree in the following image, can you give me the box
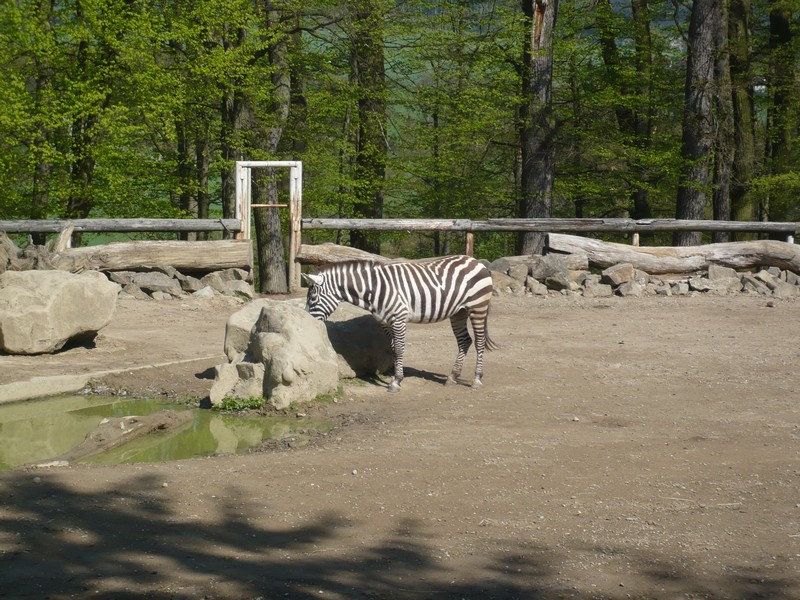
[711,0,733,242]
[630,0,654,220]
[728,0,757,229]
[348,0,387,254]
[674,0,720,246]
[252,4,294,294]
[518,0,558,255]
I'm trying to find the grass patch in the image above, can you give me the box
[214,396,267,412]
[314,385,344,405]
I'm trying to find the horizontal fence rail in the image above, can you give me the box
[301,217,800,236]
[4,217,796,237]
[0,218,243,234]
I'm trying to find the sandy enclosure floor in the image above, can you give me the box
[0,292,798,599]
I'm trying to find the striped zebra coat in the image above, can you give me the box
[303,255,498,392]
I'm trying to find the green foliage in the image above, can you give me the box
[1,0,798,252]
[314,386,344,405]
[214,396,267,412]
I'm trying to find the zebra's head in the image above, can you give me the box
[303,272,337,321]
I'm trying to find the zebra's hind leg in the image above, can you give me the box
[447,310,472,385]
[387,319,407,392]
[469,310,488,388]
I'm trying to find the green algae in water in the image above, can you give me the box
[0,396,332,469]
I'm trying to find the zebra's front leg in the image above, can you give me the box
[387,320,407,392]
[447,311,472,385]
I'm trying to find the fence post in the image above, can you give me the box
[288,163,303,293]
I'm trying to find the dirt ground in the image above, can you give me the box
[1,291,798,599]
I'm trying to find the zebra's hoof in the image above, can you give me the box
[471,379,483,389]
[387,380,401,393]
[446,375,458,386]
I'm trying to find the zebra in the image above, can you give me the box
[303,254,498,392]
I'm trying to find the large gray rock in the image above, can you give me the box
[0,270,120,354]
[249,305,340,409]
[212,299,392,408]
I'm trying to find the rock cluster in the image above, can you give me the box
[489,254,800,299]
[109,267,255,301]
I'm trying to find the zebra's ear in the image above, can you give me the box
[302,273,324,287]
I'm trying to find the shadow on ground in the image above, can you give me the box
[0,472,796,599]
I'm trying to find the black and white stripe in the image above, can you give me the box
[303,255,498,392]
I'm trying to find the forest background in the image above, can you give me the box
[1,0,798,292]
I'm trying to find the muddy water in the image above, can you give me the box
[0,396,332,469]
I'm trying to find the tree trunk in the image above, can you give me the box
[195,126,211,241]
[711,0,733,243]
[630,0,654,221]
[674,0,720,246]
[348,0,387,255]
[175,118,194,241]
[254,170,288,293]
[729,0,757,232]
[518,0,558,255]
[251,6,291,294]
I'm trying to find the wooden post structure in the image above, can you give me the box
[465,232,474,256]
[235,160,303,293]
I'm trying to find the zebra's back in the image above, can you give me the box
[370,255,493,323]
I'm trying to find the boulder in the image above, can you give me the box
[529,254,574,281]
[601,263,636,287]
[201,268,251,291]
[491,271,525,295]
[525,276,548,296]
[707,277,743,295]
[708,264,739,280]
[0,270,120,354]
[212,299,393,408]
[582,281,614,298]
[131,271,183,296]
[616,280,644,297]
[252,303,341,409]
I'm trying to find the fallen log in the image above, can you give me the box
[52,239,253,274]
[546,233,800,274]
[297,242,390,265]
[33,410,194,466]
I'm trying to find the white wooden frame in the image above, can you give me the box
[234,160,303,293]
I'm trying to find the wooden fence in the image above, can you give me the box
[3,216,798,292]
[0,218,242,235]
[301,217,799,255]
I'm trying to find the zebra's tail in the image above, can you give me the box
[484,306,500,351]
